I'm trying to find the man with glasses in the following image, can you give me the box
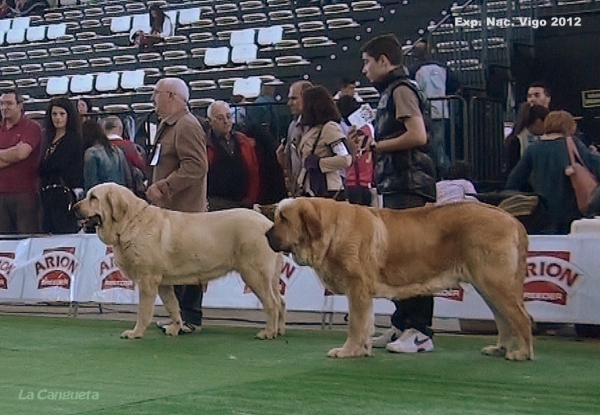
[0,89,43,234]
[205,100,261,211]
[148,78,208,335]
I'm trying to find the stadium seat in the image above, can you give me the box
[240,0,264,11]
[178,7,201,25]
[257,25,283,45]
[6,28,26,44]
[71,74,94,94]
[268,10,294,21]
[131,13,151,34]
[230,28,256,46]
[46,76,70,96]
[96,72,120,92]
[189,80,217,91]
[0,19,11,33]
[110,16,132,33]
[242,13,267,24]
[204,47,229,67]
[59,0,78,5]
[165,9,179,25]
[121,69,145,90]
[11,17,30,30]
[231,44,258,64]
[47,23,67,40]
[6,51,27,61]
[233,77,262,99]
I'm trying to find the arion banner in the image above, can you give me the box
[1,233,599,325]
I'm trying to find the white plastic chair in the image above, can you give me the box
[233,77,261,99]
[95,72,120,92]
[204,47,229,67]
[257,25,283,46]
[230,28,255,46]
[26,26,46,42]
[231,44,258,64]
[46,76,70,95]
[6,28,26,44]
[121,69,145,90]
[11,17,30,30]
[0,19,11,33]
[70,74,94,94]
[131,13,151,34]
[47,23,67,40]
[165,10,179,26]
[178,7,201,25]
[110,15,132,33]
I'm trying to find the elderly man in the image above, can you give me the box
[102,115,147,172]
[206,100,261,211]
[148,78,208,334]
[276,80,312,196]
[0,89,43,234]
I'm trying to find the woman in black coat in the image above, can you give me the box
[39,97,84,234]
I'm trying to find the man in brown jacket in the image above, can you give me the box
[147,77,208,334]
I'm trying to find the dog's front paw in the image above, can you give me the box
[163,323,181,336]
[481,345,506,357]
[327,346,371,358]
[505,349,533,361]
[120,330,143,339]
[256,329,277,340]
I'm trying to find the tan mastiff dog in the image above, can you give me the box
[266,198,533,360]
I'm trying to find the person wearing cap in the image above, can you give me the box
[148,77,208,334]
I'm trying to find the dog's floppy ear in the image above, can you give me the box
[105,186,127,223]
[299,200,322,241]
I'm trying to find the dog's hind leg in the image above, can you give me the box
[157,285,183,336]
[121,275,160,339]
[476,273,533,361]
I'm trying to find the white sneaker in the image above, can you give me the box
[371,327,402,348]
[386,328,434,353]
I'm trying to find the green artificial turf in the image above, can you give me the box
[0,315,598,415]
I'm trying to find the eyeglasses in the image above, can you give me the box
[212,114,233,123]
[152,89,175,98]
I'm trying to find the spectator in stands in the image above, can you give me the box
[333,77,364,103]
[102,116,147,173]
[355,33,436,353]
[0,89,43,234]
[297,85,351,200]
[76,98,95,123]
[409,39,459,172]
[205,100,261,210]
[506,110,600,234]
[436,161,477,205]
[131,5,174,51]
[527,82,551,108]
[82,120,130,192]
[243,83,287,203]
[39,97,84,234]
[149,78,207,334]
[505,103,549,176]
[276,80,312,196]
[10,0,48,16]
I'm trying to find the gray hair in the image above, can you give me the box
[156,77,190,103]
[207,100,230,119]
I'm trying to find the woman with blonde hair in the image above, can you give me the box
[506,110,600,234]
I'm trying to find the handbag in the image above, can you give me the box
[565,136,599,214]
[299,127,329,197]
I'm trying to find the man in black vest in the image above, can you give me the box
[354,34,437,353]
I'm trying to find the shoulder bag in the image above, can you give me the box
[566,136,599,214]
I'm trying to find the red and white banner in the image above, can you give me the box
[1,232,599,324]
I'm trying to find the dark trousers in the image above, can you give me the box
[0,192,41,235]
[41,187,79,234]
[174,285,203,326]
[346,186,372,206]
[383,193,434,338]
